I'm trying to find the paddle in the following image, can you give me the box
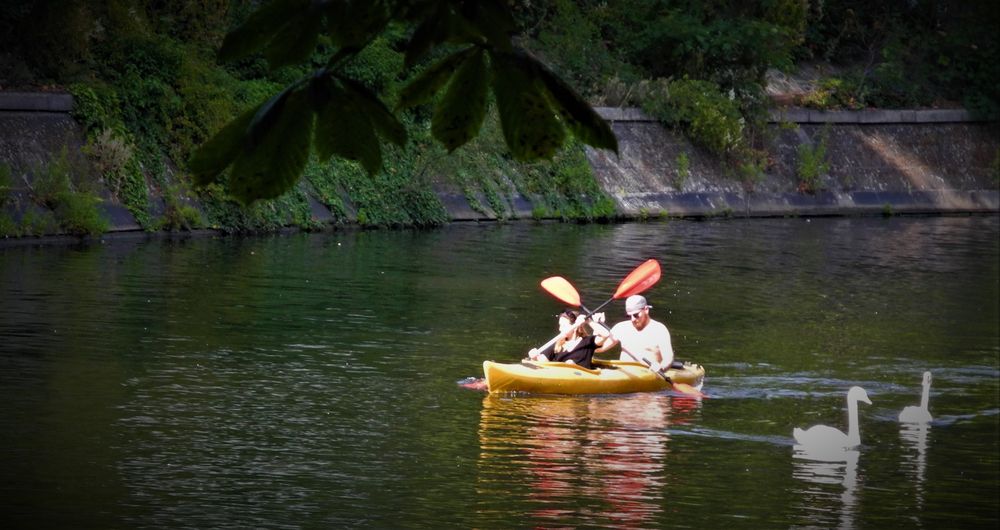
[541,260,704,397]
[538,268,636,358]
[526,315,589,361]
[529,260,658,362]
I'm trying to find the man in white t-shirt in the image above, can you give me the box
[595,294,674,372]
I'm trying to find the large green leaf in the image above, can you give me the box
[264,8,324,69]
[314,84,382,175]
[528,56,619,154]
[326,1,390,49]
[397,47,478,109]
[403,5,483,68]
[404,3,448,68]
[247,84,296,149]
[338,79,407,147]
[227,87,315,203]
[441,6,488,45]
[459,0,514,52]
[188,103,261,187]
[491,52,565,161]
[218,0,308,63]
[432,49,488,152]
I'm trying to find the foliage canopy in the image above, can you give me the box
[188,0,619,204]
[1,0,996,223]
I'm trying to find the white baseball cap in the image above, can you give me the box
[625,295,650,315]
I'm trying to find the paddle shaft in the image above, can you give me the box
[529,297,619,356]
[532,320,586,355]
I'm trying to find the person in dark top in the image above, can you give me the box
[526,309,609,370]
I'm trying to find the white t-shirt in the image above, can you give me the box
[610,319,674,367]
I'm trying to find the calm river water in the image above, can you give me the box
[2,216,998,528]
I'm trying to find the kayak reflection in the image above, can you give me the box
[477,393,701,528]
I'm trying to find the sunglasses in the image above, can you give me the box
[627,311,644,320]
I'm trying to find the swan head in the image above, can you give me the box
[922,371,932,387]
[848,386,872,405]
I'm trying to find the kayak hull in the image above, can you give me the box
[482,358,705,395]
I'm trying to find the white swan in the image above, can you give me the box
[899,371,933,423]
[793,386,872,452]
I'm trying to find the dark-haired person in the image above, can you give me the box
[527,309,608,370]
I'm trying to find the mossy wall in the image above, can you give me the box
[2,94,997,241]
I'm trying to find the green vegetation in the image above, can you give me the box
[674,152,691,190]
[643,78,747,157]
[1,152,108,238]
[0,0,996,234]
[157,184,205,231]
[525,0,998,186]
[186,1,617,204]
[27,148,108,236]
[0,163,10,202]
[796,126,831,194]
[0,163,14,236]
[797,1,1000,118]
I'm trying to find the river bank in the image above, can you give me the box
[1,92,997,242]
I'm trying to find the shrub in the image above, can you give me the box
[83,129,134,196]
[54,191,110,236]
[0,163,12,205]
[29,148,109,236]
[796,126,831,193]
[643,78,746,157]
[674,152,691,189]
[160,184,204,231]
[0,214,17,237]
[18,210,59,237]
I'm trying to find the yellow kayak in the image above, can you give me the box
[482,358,705,395]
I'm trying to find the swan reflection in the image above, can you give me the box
[899,421,930,511]
[792,446,860,530]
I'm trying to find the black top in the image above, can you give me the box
[538,335,598,370]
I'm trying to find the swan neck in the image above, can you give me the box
[920,381,930,409]
[846,398,861,446]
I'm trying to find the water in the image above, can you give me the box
[1,216,998,528]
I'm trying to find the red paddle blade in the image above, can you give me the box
[671,382,705,398]
[540,276,581,307]
[613,259,661,299]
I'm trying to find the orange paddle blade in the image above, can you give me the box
[540,276,581,307]
[671,382,705,398]
[613,259,661,299]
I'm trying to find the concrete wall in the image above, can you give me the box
[588,107,999,217]
[1,92,997,239]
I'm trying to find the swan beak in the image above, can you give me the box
[862,396,872,405]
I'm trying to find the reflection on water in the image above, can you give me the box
[1,216,997,527]
[792,446,860,530]
[900,422,931,514]
[478,394,701,528]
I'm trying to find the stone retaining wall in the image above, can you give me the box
[588,107,998,218]
[1,92,997,239]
